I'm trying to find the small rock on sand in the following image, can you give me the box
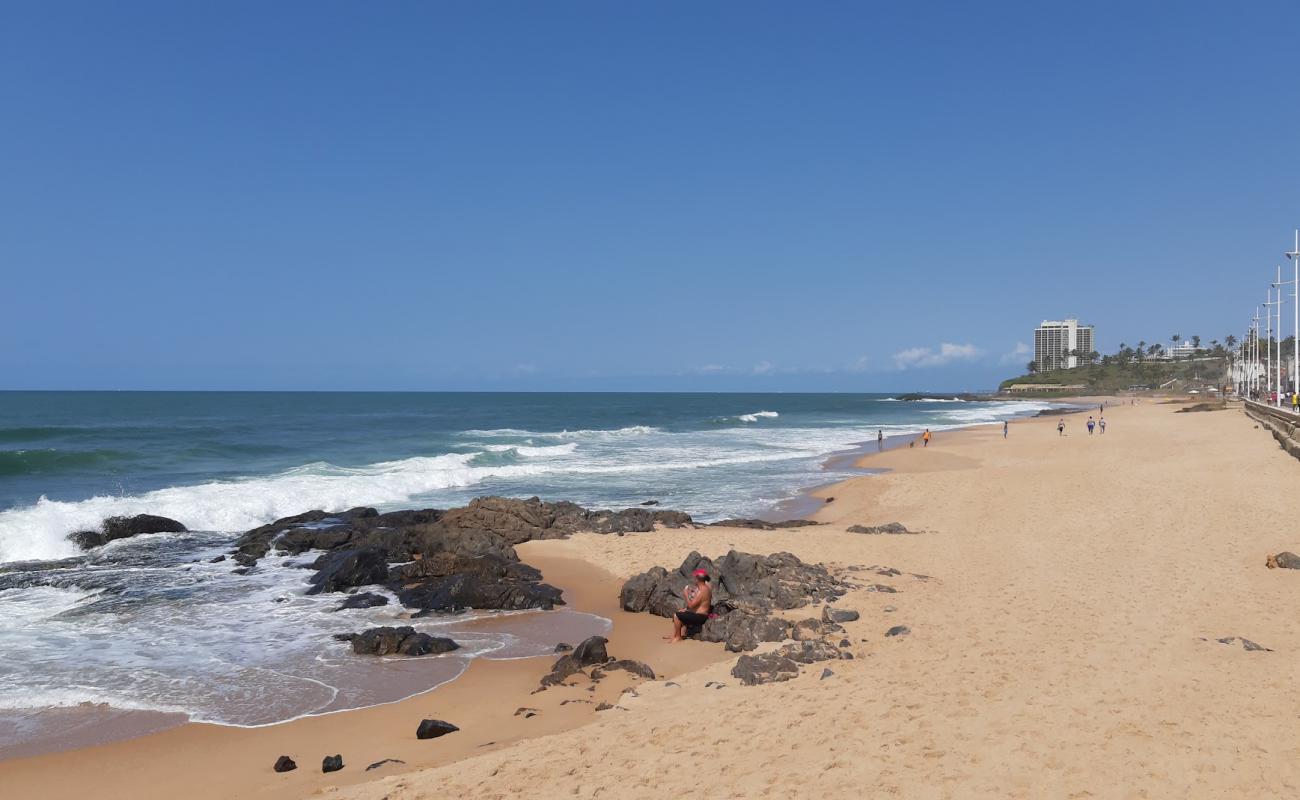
[416,719,460,739]
[1267,552,1300,569]
[322,755,343,773]
[885,625,910,637]
[365,759,405,771]
[273,756,296,773]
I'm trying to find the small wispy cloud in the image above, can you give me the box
[751,361,774,375]
[693,364,727,374]
[514,363,539,374]
[999,342,1031,365]
[847,355,870,373]
[892,342,982,370]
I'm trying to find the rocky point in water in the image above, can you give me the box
[336,626,460,657]
[67,514,188,550]
[226,496,698,618]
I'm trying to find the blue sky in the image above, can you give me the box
[3,1,1297,391]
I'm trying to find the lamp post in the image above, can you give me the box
[1288,230,1300,407]
[1266,289,1276,404]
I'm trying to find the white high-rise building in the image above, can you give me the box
[1034,319,1095,371]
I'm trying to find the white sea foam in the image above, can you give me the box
[460,426,660,440]
[737,410,779,423]
[482,443,579,457]
[0,406,1064,564]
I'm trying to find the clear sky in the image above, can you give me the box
[3,1,1298,391]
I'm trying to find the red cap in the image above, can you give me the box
[693,568,708,577]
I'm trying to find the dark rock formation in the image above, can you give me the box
[67,514,188,549]
[322,755,343,773]
[341,626,460,657]
[538,636,657,690]
[1267,551,1300,569]
[333,592,390,611]
[847,522,914,535]
[228,496,698,616]
[885,625,911,637]
[791,618,826,641]
[592,659,656,680]
[541,635,611,686]
[620,549,850,652]
[1216,636,1272,652]
[700,609,791,652]
[393,551,563,613]
[732,653,799,685]
[416,719,459,740]
[308,548,390,594]
[554,642,573,653]
[708,519,820,530]
[731,640,844,686]
[822,607,859,624]
[436,496,691,546]
[273,756,297,773]
[366,759,405,771]
[621,550,848,619]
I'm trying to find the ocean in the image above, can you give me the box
[0,391,1063,754]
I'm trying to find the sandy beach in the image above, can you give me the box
[7,399,1300,798]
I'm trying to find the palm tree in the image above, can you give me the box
[1026,360,1039,374]
[1226,334,1237,350]
[1191,335,1201,349]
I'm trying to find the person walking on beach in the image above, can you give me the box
[668,568,712,643]
[1003,420,1009,438]
[1292,393,1298,414]
[1099,417,1106,434]
[1087,416,1096,435]
[1057,419,1066,436]
[922,429,932,447]
[877,429,884,450]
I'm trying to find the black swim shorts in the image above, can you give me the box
[675,611,709,626]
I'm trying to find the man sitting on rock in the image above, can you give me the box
[669,568,712,642]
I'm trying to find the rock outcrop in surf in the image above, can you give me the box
[67,514,188,550]
[228,496,696,615]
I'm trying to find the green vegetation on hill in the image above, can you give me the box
[999,357,1227,393]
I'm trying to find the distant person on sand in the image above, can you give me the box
[1087,416,1096,435]
[669,568,712,643]
[1003,420,1008,438]
[1057,419,1065,436]
[878,429,884,450]
[1099,417,1106,434]
[1293,393,1298,413]
[922,429,931,447]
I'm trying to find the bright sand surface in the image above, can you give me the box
[8,399,1300,798]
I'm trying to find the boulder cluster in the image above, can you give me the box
[334,626,460,657]
[537,635,656,690]
[620,550,861,684]
[535,634,660,692]
[221,496,696,616]
[620,550,850,652]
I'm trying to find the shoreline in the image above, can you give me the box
[0,550,730,799]
[311,391,1300,799]
[0,396,1104,798]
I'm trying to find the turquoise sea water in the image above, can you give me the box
[0,391,1063,748]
